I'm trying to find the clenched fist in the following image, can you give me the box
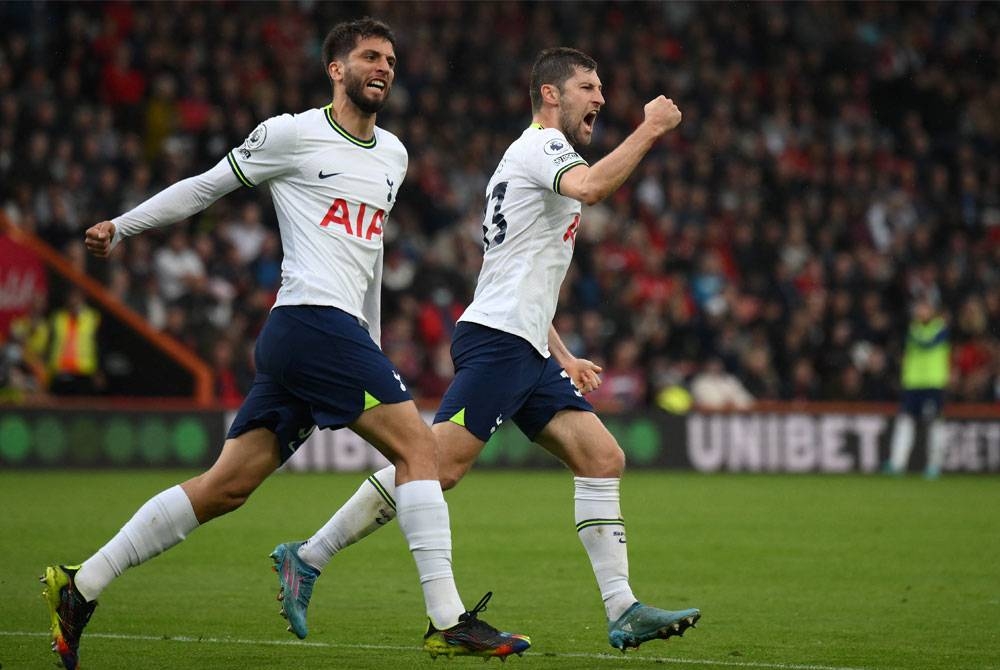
[85,221,117,258]
[643,96,682,136]
[564,357,603,395]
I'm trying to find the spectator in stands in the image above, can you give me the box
[690,357,754,410]
[221,202,269,265]
[740,347,781,401]
[154,226,206,305]
[2,294,49,400]
[588,337,647,413]
[785,358,821,401]
[47,288,103,395]
[210,338,244,409]
[0,332,41,400]
[416,340,456,401]
[9,293,50,378]
[952,295,995,402]
[250,229,282,293]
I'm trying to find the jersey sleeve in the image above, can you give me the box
[397,145,409,191]
[225,113,299,187]
[520,129,588,195]
[384,132,408,199]
[111,157,242,247]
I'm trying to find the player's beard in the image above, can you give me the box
[559,107,591,148]
[344,70,388,115]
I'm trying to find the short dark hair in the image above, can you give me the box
[321,17,396,73]
[529,47,598,112]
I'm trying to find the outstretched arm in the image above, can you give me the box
[558,96,681,206]
[85,158,242,257]
[548,324,602,394]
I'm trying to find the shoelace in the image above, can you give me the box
[460,591,493,622]
[457,592,505,638]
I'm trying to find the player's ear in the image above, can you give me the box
[540,83,560,106]
[328,60,344,83]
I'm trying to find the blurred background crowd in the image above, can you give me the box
[1,1,998,410]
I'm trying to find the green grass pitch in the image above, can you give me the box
[1,469,998,669]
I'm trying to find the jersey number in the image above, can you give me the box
[482,181,509,251]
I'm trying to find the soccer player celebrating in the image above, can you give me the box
[273,47,701,652]
[41,18,529,669]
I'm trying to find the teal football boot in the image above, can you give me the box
[608,602,700,651]
[270,541,320,639]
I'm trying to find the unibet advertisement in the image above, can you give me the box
[1,408,998,473]
[262,410,1000,474]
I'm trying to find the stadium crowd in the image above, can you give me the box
[2,1,998,409]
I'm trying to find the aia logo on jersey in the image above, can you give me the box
[319,198,385,240]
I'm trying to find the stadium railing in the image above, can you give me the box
[0,212,213,405]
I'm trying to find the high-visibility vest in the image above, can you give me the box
[901,317,949,390]
[10,315,50,361]
[49,308,101,376]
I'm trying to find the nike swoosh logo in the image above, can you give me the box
[318,170,342,179]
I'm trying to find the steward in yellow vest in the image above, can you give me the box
[886,297,950,478]
[48,289,102,395]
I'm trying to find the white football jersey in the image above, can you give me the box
[227,107,407,325]
[459,124,587,357]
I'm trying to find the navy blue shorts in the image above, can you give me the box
[433,322,594,442]
[227,306,411,463]
[901,388,945,420]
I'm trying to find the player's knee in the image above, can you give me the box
[200,472,257,515]
[439,472,459,491]
[600,443,626,477]
[196,482,250,517]
[182,473,250,521]
[582,440,625,478]
[438,462,470,491]
[216,483,254,513]
[392,431,440,482]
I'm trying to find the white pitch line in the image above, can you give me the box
[0,630,869,670]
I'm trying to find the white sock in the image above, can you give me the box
[889,414,916,473]
[575,477,636,622]
[75,485,199,602]
[926,419,947,474]
[395,479,464,629]
[298,466,398,571]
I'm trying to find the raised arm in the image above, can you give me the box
[558,96,681,206]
